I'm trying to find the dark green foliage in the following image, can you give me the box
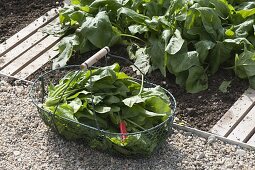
[54,0,255,93]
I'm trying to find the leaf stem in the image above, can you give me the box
[119,34,146,43]
[126,118,146,131]
[138,74,144,95]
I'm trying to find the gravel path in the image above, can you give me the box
[1,79,255,170]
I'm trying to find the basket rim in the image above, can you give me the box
[29,65,177,136]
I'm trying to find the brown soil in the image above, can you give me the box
[0,1,250,131]
[0,0,62,43]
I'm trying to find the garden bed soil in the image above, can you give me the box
[0,1,249,131]
[0,0,61,43]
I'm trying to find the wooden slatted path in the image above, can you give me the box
[210,88,255,147]
[0,8,61,79]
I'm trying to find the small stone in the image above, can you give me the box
[185,108,195,115]
[226,163,234,168]
[217,159,225,165]
[207,135,216,144]
[13,151,20,156]
[196,152,205,160]
[236,149,246,157]
[22,134,29,139]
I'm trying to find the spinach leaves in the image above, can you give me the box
[54,0,255,93]
[43,64,173,155]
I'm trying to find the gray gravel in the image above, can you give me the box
[1,79,255,170]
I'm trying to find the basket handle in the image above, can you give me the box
[80,46,110,70]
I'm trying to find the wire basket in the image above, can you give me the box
[30,49,176,157]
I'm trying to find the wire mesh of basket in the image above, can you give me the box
[29,47,176,157]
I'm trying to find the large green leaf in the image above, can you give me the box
[209,0,233,19]
[117,7,150,25]
[122,95,143,107]
[233,19,254,38]
[53,34,79,69]
[69,98,82,113]
[195,40,215,64]
[186,66,208,93]
[147,36,166,76]
[80,11,114,48]
[197,7,224,40]
[130,47,151,75]
[165,28,185,55]
[167,51,200,73]
[235,48,255,79]
[128,24,149,35]
[208,41,233,74]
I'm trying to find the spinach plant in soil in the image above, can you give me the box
[53,0,255,93]
[43,63,174,156]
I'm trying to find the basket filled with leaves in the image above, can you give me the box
[30,47,176,157]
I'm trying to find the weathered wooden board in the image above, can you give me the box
[0,8,59,57]
[210,88,255,137]
[15,45,59,79]
[0,18,59,70]
[0,35,60,76]
[227,106,255,142]
[247,133,255,146]
[0,32,47,69]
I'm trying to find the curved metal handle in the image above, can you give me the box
[80,47,110,70]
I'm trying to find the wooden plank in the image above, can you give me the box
[0,18,60,70]
[15,45,59,79]
[227,107,255,142]
[209,88,255,137]
[0,8,59,57]
[247,133,255,146]
[0,32,47,69]
[0,35,60,76]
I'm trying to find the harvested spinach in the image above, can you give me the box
[43,63,173,156]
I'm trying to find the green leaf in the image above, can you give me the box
[104,95,121,105]
[69,98,82,113]
[235,48,255,79]
[131,47,151,75]
[236,8,255,19]
[167,51,200,73]
[128,25,149,35]
[53,34,79,69]
[233,19,254,38]
[196,7,224,40]
[122,95,143,107]
[208,41,233,74]
[117,7,150,25]
[225,29,235,37]
[195,40,215,64]
[80,11,114,48]
[209,0,232,19]
[165,28,185,55]
[141,86,170,103]
[55,103,77,121]
[94,106,111,113]
[186,66,208,93]
[121,105,143,119]
[144,96,171,114]
[147,36,166,76]
[219,80,232,93]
